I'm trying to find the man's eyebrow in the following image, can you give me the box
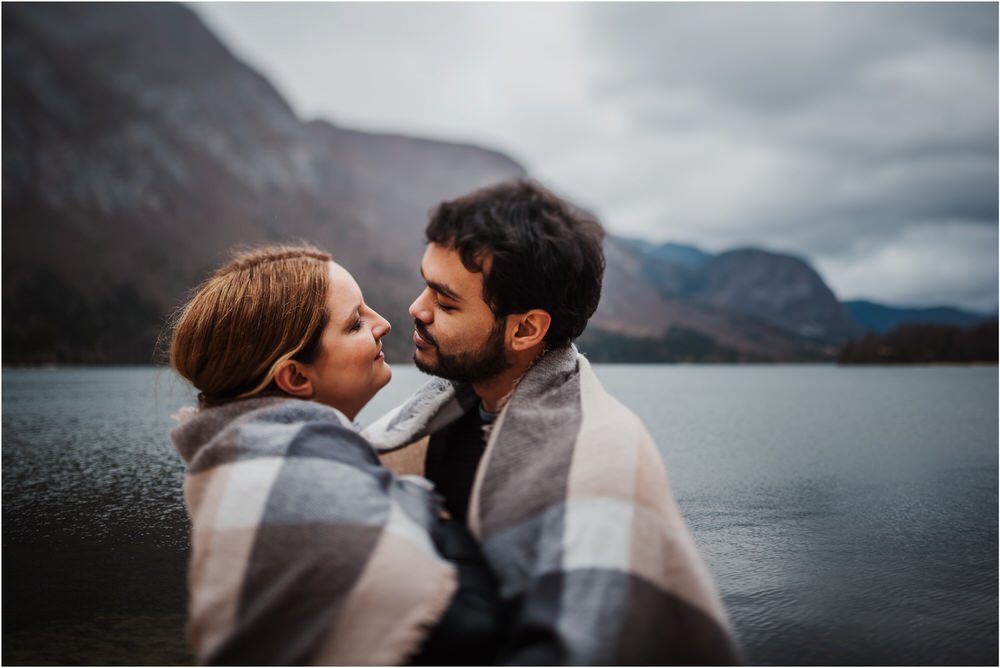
[420,268,462,302]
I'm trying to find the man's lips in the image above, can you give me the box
[413,323,436,349]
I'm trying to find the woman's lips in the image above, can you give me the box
[374,348,384,361]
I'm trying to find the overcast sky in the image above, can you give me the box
[192,2,998,311]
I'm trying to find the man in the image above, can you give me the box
[366,179,741,665]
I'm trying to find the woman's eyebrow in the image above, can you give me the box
[341,301,363,326]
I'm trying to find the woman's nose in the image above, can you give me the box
[373,312,391,339]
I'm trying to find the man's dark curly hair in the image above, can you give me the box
[425,179,605,347]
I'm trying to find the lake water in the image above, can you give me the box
[3,365,997,665]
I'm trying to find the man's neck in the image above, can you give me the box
[472,346,546,412]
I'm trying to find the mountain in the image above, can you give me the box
[688,249,864,343]
[2,3,523,363]
[606,239,863,345]
[585,238,837,362]
[611,237,712,297]
[843,300,994,334]
[614,239,713,272]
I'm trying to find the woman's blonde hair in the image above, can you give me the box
[170,244,332,403]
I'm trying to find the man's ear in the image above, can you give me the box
[273,359,314,399]
[509,309,552,352]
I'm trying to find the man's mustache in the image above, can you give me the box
[414,320,438,348]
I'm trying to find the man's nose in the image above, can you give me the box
[409,289,432,322]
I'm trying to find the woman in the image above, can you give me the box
[169,244,502,665]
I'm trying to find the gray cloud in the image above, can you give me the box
[587,4,996,113]
[191,2,997,311]
[815,222,998,311]
[574,3,997,308]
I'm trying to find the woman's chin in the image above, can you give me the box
[376,363,392,388]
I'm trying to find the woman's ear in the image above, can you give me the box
[273,360,314,398]
[510,309,552,352]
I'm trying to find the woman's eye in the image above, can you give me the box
[350,319,363,332]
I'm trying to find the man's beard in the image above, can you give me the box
[413,317,512,383]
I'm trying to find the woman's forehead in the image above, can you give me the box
[327,262,363,316]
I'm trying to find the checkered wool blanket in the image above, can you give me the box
[365,345,741,664]
[171,396,456,665]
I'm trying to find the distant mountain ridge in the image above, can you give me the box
[607,238,992,346]
[844,300,995,334]
[2,3,982,365]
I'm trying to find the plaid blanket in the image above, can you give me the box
[171,396,456,665]
[365,345,741,664]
